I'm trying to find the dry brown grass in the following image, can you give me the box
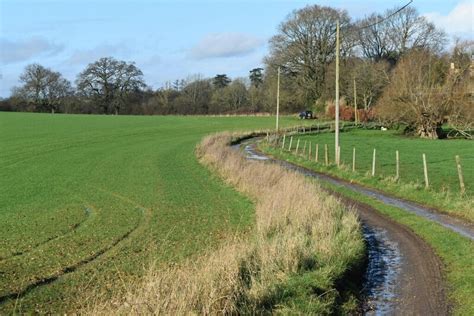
[86,133,364,314]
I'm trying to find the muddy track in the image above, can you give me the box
[339,194,448,314]
[238,140,449,315]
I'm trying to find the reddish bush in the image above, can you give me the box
[325,102,376,123]
[326,105,355,121]
[357,108,376,122]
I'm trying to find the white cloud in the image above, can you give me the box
[0,37,63,64]
[189,33,264,60]
[424,1,473,37]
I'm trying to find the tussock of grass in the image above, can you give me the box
[86,133,364,314]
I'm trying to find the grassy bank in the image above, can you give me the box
[86,133,364,314]
[0,112,317,313]
[265,129,473,222]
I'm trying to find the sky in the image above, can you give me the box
[0,0,472,97]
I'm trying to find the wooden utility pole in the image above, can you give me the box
[276,67,280,132]
[335,20,340,165]
[337,146,341,167]
[353,77,358,124]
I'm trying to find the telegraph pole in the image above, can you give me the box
[335,20,340,164]
[276,66,280,132]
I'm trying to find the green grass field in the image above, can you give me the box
[265,129,473,221]
[0,112,310,313]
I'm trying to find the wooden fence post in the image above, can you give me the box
[308,141,312,160]
[423,153,429,189]
[281,134,286,149]
[288,136,293,152]
[315,144,319,163]
[325,144,329,166]
[352,147,356,172]
[295,139,300,155]
[371,149,376,177]
[395,150,400,181]
[455,155,466,195]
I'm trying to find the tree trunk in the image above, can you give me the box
[416,121,444,139]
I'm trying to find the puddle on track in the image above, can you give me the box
[362,225,402,315]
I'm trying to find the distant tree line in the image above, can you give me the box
[1,4,472,138]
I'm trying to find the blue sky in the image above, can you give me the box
[0,0,472,97]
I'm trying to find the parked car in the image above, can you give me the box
[299,110,313,119]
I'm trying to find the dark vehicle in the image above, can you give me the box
[299,110,313,119]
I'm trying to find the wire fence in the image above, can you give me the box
[267,126,468,196]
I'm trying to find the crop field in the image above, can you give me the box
[263,129,474,221]
[0,112,310,313]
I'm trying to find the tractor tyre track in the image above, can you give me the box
[0,193,152,306]
[0,206,92,262]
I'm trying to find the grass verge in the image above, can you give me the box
[86,132,365,314]
[263,129,473,222]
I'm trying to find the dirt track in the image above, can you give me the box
[340,194,448,315]
[241,141,450,315]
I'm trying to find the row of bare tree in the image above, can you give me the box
[1,4,472,138]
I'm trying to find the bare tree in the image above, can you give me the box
[76,57,145,114]
[357,13,396,61]
[357,6,446,62]
[352,60,390,110]
[12,64,72,113]
[210,79,248,113]
[225,79,248,111]
[265,5,352,106]
[377,49,470,139]
[178,75,212,114]
[446,40,474,138]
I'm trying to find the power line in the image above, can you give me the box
[356,0,413,32]
[334,0,413,36]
